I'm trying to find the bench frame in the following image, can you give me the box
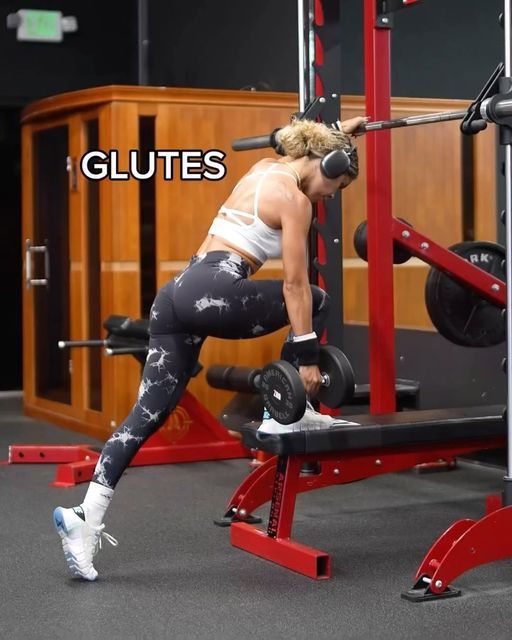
[227,436,506,579]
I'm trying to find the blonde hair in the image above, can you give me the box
[276,119,358,178]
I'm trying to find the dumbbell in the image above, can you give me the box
[207,346,356,425]
[259,345,355,425]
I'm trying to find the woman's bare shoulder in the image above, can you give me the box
[261,186,310,233]
[276,184,310,214]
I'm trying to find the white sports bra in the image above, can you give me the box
[208,163,298,264]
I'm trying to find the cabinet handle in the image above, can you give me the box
[25,239,50,289]
[66,155,78,190]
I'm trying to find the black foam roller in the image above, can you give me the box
[206,365,261,393]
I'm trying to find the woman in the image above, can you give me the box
[53,116,366,581]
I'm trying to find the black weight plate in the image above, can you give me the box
[353,221,369,262]
[393,218,413,265]
[317,345,355,407]
[260,360,306,425]
[353,218,412,264]
[425,241,506,347]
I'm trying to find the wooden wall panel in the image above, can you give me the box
[68,114,86,415]
[343,259,432,329]
[391,121,462,245]
[473,127,498,241]
[21,124,35,405]
[155,102,295,264]
[100,268,142,431]
[98,102,142,433]
[99,102,140,262]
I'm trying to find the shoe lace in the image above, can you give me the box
[90,523,118,556]
[305,400,323,415]
[304,401,337,423]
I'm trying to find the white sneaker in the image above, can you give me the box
[258,402,358,434]
[53,506,118,581]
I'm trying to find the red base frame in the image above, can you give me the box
[5,390,248,487]
[227,437,505,579]
[407,496,512,597]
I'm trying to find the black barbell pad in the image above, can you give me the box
[190,361,203,378]
[206,365,261,393]
[128,319,150,339]
[230,367,261,392]
[102,314,131,333]
[103,315,149,339]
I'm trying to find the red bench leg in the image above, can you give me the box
[231,455,332,579]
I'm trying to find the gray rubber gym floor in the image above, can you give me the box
[1,395,511,640]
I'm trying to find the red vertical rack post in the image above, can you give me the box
[364,0,396,413]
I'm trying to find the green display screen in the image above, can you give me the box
[19,10,62,42]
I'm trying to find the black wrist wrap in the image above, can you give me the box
[291,337,320,366]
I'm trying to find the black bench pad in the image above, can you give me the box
[242,405,505,455]
[103,315,149,340]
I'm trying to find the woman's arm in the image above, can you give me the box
[337,115,370,137]
[280,194,324,397]
[280,195,314,337]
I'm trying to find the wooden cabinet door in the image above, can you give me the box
[24,124,72,406]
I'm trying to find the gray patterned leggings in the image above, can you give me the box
[93,251,330,488]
